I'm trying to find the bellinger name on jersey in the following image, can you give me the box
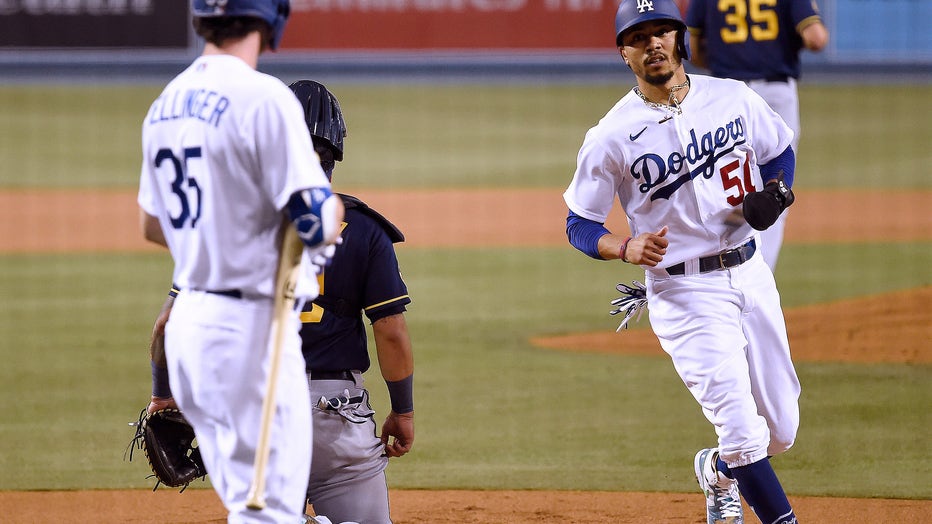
[147,87,231,128]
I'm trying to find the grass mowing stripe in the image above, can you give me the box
[3,84,929,190]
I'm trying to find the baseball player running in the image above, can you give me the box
[563,1,801,523]
[685,0,829,270]
[288,80,415,524]
[137,1,344,522]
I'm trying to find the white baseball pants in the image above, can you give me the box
[166,290,312,523]
[645,251,801,468]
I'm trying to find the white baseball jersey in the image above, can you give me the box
[565,74,801,468]
[138,54,330,298]
[564,74,793,268]
[138,54,328,522]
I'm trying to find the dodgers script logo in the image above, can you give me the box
[631,117,747,201]
[637,0,655,13]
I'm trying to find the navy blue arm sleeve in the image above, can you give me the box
[760,145,795,187]
[566,210,610,260]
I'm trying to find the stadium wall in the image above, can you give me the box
[0,0,928,82]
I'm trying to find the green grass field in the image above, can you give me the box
[0,83,929,499]
[2,83,929,190]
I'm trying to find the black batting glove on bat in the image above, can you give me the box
[742,173,795,231]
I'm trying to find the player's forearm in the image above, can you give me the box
[149,293,175,364]
[373,313,414,381]
[597,232,629,261]
[611,227,669,266]
[799,20,829,51]
[566,210,612,259]
[373,314,415,415]
[149,293,175,401]
[140,209,168,247]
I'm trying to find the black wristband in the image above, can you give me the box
[151,360,172,399]
[386,374,414,414]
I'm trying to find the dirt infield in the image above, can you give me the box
[1,188,930,252]
[1,187,929,523]
[2,488,931,523]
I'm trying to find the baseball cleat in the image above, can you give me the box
[695,448,744,524]
[304,516,359,524]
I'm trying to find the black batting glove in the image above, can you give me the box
[742,173,795,231]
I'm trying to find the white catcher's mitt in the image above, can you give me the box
[610,280,647,332]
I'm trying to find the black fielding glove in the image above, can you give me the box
[743,174,795,231]
[127,408,207,491]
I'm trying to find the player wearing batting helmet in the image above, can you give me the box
[289,80,415,524]
[192,0,291,51]
[564,0,801,523]
[138,1,344,521]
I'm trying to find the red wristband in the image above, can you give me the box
[619,237,632,263]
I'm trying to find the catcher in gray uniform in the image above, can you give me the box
[290,80,415,524]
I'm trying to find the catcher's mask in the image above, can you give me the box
[614,0,690,61]
[289,79,347,179]
[192,0,291,51]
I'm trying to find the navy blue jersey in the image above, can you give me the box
[299,194,410,373]
[686,0,822,80]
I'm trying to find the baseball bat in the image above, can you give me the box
[245,224,305,511]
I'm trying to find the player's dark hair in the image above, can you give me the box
[193,16,272,50]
